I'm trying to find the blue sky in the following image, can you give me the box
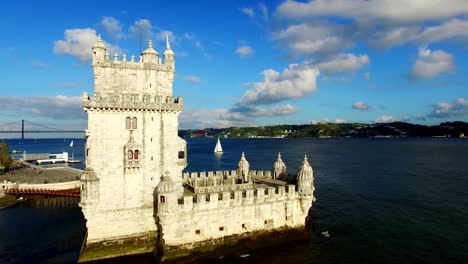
[0,0,467,133]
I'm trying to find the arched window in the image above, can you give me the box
[127,150,133,160]
[132,117,137,129]
[160,196,166,203]
[126,117,131,129]
[134,150,139,160]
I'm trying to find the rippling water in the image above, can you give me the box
[1,138,467,263]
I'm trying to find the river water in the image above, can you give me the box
[1,138,467,263]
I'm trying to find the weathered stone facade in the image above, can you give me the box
[79,37,315,262]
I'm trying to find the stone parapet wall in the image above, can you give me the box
[83,92,182,112]
[176,184,296,212]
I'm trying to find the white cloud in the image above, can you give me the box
[410,47,454,80]
[240,63,320,105]
[101,16,124,39]
[235,45,254,57]
[0,95,85,120]
[375,115,397,123]
[428,98,468,118]
[276,0,468,23]
[315,53,370,74]
[179,108,250,129]
[156,30,176,43]
[258,3,269,21]
[363,72,371,80]
[179,103,300,129]
[370,19,468,49]
[183,33,211,59]
[273,1,468,55]
[334,118,346,123]
[31,60,48,69]
[129,19,153,41]
[352,101,371,111]
[239,7,255,17]
[272,23,352,57]
[53,28,122,63]
[184,75,201,84]
[231,104,299,117]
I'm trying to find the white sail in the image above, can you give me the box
[214,138,223,153]
[69,140,74,148]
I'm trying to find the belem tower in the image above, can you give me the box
[79,36,316,262]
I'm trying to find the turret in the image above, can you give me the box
[297,155,314,197]
[273,152,287,179]
[156,172,177,215]
[163,34,175,69]
[141,40,159,63]
[92,34,106,65]
[237,152,250,183]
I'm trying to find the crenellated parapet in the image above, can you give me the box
[175,184,297,213]
[82,91,183,112]
[92,36,174,70]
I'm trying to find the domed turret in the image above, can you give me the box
[297,155,314,196]
[156,171,177,215]
[141,40,159,63]
[156,173,175,193]
[164,34,175,69]
[237,152,250,183]
[273,152,287,179]
[92,34,106,65]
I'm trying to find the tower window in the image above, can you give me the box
[219,226,224,231]
[132,117,137,129]
[160,196,165,203]
[126,117,131,129]
[178,151,185,159]
[195,230,201,235]
[127,150,133,160]
[134,150,139,160]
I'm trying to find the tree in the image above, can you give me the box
[0,140,13,171]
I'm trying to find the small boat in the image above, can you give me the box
[214,138,223,153]
[12,150,22,154]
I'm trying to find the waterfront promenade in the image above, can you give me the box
[0,161,81,184]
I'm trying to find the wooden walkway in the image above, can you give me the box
[5,187,80,197]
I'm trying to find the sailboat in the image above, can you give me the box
[214,138,223,153]
[68,140,80,163]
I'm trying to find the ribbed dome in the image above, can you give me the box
[141,40,159,55]
[156,173,175,193]
[273,152,286,172]
[297,155,313,180]
[237,152,249,170]
[93,35,106,49]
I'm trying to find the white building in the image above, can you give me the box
[79,36,315,262]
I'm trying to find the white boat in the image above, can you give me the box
[214,138,223,153]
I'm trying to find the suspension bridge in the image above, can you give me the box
[0,120,84,139]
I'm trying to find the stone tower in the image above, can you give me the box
[80,36,187,249]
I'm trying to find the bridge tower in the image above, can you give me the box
[79,35,187,259]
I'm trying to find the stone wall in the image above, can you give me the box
[158,184,312,248]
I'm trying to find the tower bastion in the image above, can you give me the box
[78,37,315,262]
